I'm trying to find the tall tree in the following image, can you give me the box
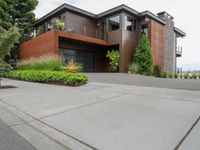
[11,0,38,58]
[0,27,20,59]
[14,0,38,42]
[0,0,38,59]
[0,26,20,81]
[134,35,153,75]
[0,0,17,29]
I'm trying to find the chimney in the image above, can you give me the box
[157,11,174,21]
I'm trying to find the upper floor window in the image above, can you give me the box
[141,24,148,36]
[125,16,136,31]
[109,15,120,31]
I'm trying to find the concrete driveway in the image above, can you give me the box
[87,73,200,91]
[0,78,200,150]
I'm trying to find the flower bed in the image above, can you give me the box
[7,70,88,86]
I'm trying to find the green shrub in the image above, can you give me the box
[168,73,173,79]
[198,73,200,79]
[153,65,161,77]
[192,73,197,79]
[0,59,12,77]
[183,73,189,79]
[63,59,83,73]
[160,71,167,78]
[106,50,120,72]
[7,70,88,86]
[174,73,178,79]
[134,35,153,75]
[17,55,63,71]
[128,63,140,74]
[189,75,193,79]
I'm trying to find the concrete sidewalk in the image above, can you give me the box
[0,78,200,150]
[0,119,37,150]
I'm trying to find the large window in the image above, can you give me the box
[125,16,136,31]
[109,15,120,31]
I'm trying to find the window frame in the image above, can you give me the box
[108,15,120,32]
[125,16,136,32]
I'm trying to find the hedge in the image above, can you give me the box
[7,70,88,86]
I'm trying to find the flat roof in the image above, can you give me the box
[34,3,166,26]
[174,27,186,37]
[140,11,166,25]
[34,3,96,26]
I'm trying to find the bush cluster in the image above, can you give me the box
[153,65,161,77]
[134,35,153,75]
[128,63,140,74]
[17,55,63,71]
[106,50,120,72]
[0,59,12,77]
[7,70,88,86]
[181,73,200,79]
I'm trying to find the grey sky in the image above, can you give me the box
[34,0,200,71]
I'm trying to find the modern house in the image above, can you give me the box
[20,3,186,73]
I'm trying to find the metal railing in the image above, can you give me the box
[176,46,182,55]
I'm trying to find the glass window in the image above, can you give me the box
[125,16,136,31]
[141,24,148,36]
[109,16,120,31]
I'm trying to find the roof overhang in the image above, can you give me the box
[97,4,139,18]
[34,3,166,27]
[174,27,186,37]
[140,11,166,25]
[34,3,96,27]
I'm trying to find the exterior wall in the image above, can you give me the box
[20,30,58,60]
[105,13,123,72]
[149,20,165,69]
[158,15,176,73]
[64,11,96,38]
[20,30,108,60]
[96,18,107,40]
[120,12,139,72]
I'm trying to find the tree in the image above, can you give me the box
[0,0,38,58]
[134,35,153,75]
[0,0,17,29]
[14,0,38,42]
[0,26,20,86]
[106,50,120,72]
[0,27,20,59]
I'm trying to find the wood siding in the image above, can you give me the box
[20,30,108,60]
[149,20,165,69]
[20,30,58,60]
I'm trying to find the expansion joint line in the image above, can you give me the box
[174,116,200,150]
[0,98,98,150]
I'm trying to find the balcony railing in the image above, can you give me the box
[176,46,182,57]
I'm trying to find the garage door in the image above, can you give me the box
[61,49,94,72]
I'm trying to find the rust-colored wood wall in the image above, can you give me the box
[20,30,58,60]
[149,20,165,69]
[20,30,108,60]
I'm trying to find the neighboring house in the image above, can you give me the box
[20,3,186,73]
